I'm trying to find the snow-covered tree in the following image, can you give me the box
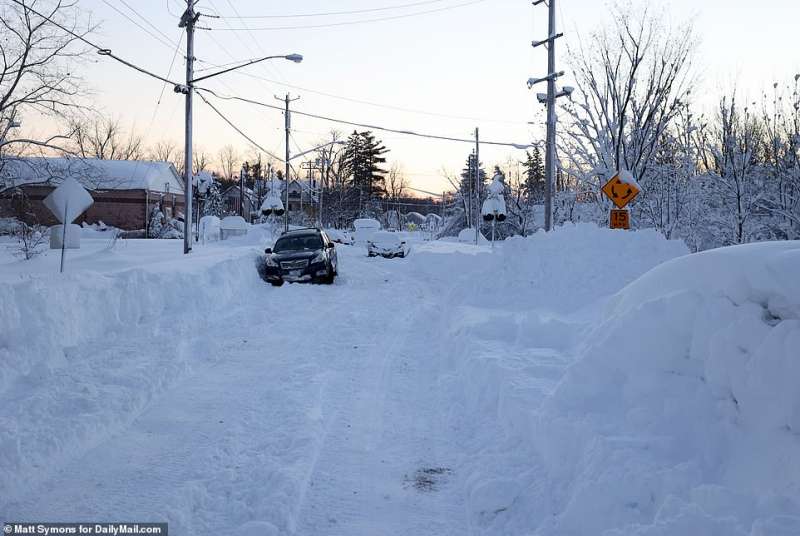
[560,5,694,218]
[697,95,768,245]
[341,130,389,215]
[148,204,165,238]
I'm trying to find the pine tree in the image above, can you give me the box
[522,147,545,203]
[342,130,389,214]
[203,180,224,217]
[458,153,487,227]
[148,203,164,238]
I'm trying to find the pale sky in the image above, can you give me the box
[28,0,800,194]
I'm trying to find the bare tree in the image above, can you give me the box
[502,158,535,236]
[193,145,210,174]
[560,4,694,207]
[217,144,239,181]
[149,140,179,164]
[0,0,93,179]
[386,163,408,200]
[697,95,767,245]
[68,116,144,160]
[759,78,800,239]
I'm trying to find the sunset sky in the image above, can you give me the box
[30,0,800,193]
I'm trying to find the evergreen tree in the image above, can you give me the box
[342,130,389,213]
[203,180,224,217]
[148,203,165,238]
[522,147,545,203]
[458,153,487,227]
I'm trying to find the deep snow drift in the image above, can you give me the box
[1,223,798,535]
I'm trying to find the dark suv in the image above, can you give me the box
[257,228,338,286]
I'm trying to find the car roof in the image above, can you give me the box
[279,228,322,238]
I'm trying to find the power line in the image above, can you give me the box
[212,0,451,19]
[205,68,529,126]
[207,0,488,31]
[195,88,535,149]
[9,0,179,86]
[117,0,179,47]
[100,0,176,49]
[203,0,288,84]
[196,90,285,163]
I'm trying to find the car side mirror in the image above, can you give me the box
[264,248,272,254]
[327,242,335,249]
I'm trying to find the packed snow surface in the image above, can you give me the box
[1,223,798,535]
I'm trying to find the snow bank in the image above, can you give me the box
[0,247,262,500]
[447,238,800,535]
[414,223,689,314]
[531,241,800,535]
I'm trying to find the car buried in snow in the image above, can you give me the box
[258,228,338,286]
[366,231,408,258]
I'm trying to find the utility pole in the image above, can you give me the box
[529,0,570,232]
[178,0,198,254]
[543,0,555,232]
[276,93,300,232]
[474,127,480,245]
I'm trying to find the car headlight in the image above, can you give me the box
[264,255,279,267]
[311,251,326,264]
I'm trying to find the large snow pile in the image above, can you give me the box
[0,247,262,501]
[413,223,689,313]
[534,241,800,535]
[445,238,800,535]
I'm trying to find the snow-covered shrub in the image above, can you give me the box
[10,220,48,259]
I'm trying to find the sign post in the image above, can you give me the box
[43,177,94,272]
[601,172,640,230]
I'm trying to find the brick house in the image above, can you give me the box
[0,157,185,231]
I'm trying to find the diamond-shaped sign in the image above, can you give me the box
[43,176,94,223]
[602,173,640,209]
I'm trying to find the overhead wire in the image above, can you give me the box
[196,90,285,163]
[211,0,451,19]
[201,0,288,84]
[10,0,179,86]
[207,68,530,126]
[100,0,177,50]
[195,87,535,149]
[207,0,488,31]
[116,0,180,48]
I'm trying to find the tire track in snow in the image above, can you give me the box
[294,256,470,535]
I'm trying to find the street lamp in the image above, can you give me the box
[188,54,303,85]
[173,44,304,255]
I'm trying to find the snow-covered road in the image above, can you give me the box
[5,228,798,535]
[5,241,564,535]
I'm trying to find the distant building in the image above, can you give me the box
[0,157,184,231]
[221,184,255,219]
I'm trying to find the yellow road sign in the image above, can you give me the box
[602,173,640,209]
[609,209,630,230]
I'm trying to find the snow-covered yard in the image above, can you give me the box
[1,224,798,535]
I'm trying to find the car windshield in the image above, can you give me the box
[273,235,323,252]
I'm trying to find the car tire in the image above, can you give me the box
[270,280,283,287]
[320,266,335,284]
[398,252,405,258]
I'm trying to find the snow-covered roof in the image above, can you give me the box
[0,157,184,194]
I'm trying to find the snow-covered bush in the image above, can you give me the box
[10,220,48,259]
